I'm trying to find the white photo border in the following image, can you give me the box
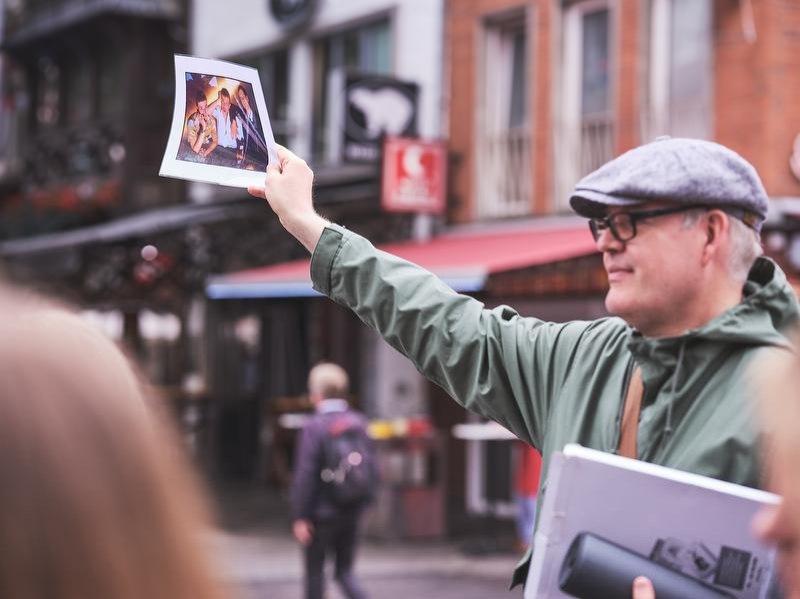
[159,54,279,188]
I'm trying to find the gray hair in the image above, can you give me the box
[727,216,763,284]
[683,209,762,284]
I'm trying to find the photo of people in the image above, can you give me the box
[160,55,277,188]
[179,75,268,170]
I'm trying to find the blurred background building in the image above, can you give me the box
[1,0,800,541]
[0,0,192,389]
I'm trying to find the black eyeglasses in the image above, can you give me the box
[588,205,707,243]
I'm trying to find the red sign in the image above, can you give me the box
[381,137,447,214]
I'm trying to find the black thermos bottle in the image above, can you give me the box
[558,532,735,599]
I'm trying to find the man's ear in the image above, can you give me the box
[701,210,729,265]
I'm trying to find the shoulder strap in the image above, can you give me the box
[618,366,643,459]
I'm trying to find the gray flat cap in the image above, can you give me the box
[569,137,768,231]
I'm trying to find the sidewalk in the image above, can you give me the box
[210,485,524,599]
[213,528,523,598]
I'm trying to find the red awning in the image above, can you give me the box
[206,224,597,299]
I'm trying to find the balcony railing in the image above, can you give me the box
[554,113,614,211]
[478,127,532,219]
[22,120,125,185]
[579,114,614,178]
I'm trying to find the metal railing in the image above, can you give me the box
[478,127,532,218]
[579,114,614,178]
[554,113,614,212]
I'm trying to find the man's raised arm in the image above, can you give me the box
[247,145,327,253]
[244,145,598,450]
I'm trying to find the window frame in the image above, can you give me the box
[474,7,533,220]
[644,0,713,141]
[310,17,394,164]
[556,0,616,211]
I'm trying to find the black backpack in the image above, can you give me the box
[319,416,377,506]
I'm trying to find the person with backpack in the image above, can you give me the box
[290,362,376,599]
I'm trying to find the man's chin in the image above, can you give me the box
[604,292,634,321]
[605,288,637,322]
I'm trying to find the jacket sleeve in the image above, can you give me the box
[310,225,594,449]
[290,420,322,521]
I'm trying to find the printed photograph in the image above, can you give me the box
[160,55,278,188]
[179,75,268,171]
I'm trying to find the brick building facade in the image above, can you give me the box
[446,0,800,223]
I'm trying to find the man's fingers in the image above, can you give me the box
[751,504,780,542]
[632,576,655,599]
[276,144,307,172]
[247,185,266,199]
[276,144,292,168]
[267,161,281,176]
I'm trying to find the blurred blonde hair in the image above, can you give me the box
[0,284,225,599]
[308,362,349,400]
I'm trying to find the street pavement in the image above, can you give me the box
[213,527,523,598]
[211,486,523,599]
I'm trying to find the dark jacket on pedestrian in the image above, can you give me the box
[291,399,373,522]
[309,223,799,587]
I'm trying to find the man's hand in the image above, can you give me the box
[293,519,314,546]
[248,145,328,253]
[632,576,655,599]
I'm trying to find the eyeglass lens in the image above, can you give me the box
[590,213,635,242]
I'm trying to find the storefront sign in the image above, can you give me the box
[381,137,447,214]
[344,74,418,162]
[268,0,317,30]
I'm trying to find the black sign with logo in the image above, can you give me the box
[269,0,317,30]
[343,73,419,162]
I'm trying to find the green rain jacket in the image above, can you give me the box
[310,224,798,587]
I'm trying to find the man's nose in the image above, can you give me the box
[595,227,623,253]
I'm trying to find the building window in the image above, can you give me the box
[98,45,124,119]
[65,57,93,125]
[245,48,290,146]
[477,12,531,219]
[35,56,60,128]
[312,19,392,163]
[558,0,614,209]
[644,0,712,141]
[0,62,23,178]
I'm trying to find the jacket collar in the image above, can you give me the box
[317,398,349,414]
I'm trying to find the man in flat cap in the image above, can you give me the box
[248,138,798,588]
